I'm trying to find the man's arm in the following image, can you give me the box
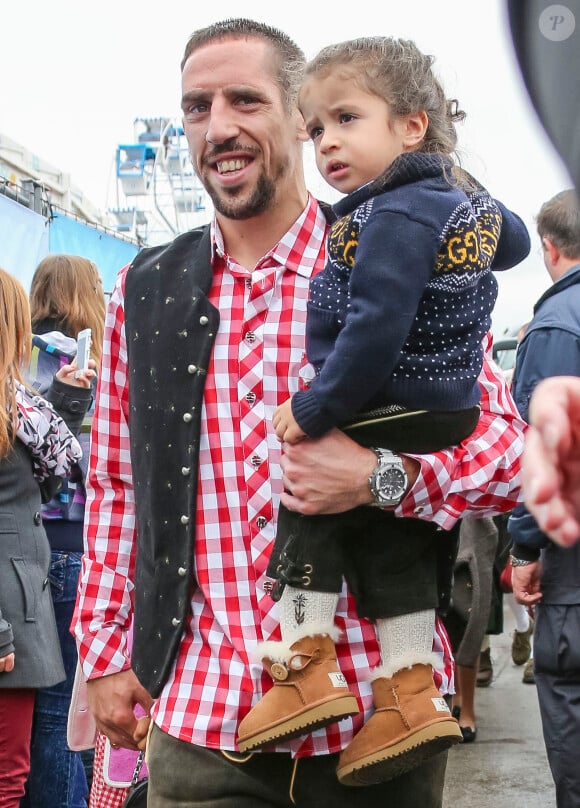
[71,267,152,745]
[283,332,526,528]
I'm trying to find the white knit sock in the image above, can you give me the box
[376,609,435,676]
[508,593,530,633]
[278,586,339,641]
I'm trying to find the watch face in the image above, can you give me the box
[378,466,407,500]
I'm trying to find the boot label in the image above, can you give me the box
[431,697,451,712]
[327,672,349,688]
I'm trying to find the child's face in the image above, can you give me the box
[300,71,423,195]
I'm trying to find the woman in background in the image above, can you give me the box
[21,255,105,808]
[0,267,93,807]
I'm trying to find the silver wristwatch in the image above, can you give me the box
[368,448,408,507]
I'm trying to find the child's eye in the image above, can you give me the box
[309,126,323,140]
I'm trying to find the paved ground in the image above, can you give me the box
[443,606,556,808]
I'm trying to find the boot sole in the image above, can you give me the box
[237,695,359,752]
[337,719,463,786]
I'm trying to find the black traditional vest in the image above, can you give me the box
[124,225,220,696]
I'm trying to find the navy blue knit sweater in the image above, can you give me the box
[291,152,531,437]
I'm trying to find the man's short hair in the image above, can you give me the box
[537,189,580,260]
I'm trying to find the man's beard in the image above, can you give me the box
[207,173,276,220]
[202,150,291,220]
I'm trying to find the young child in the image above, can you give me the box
[237,36,530,784]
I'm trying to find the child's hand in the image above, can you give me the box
[273,398,307,444]
[133,714,151,751]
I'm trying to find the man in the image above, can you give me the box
[73,19,526,808]
[510,189,580,808]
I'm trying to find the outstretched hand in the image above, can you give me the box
[523,376,580,546]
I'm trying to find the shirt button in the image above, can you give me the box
[245,331,256,343]
[34,512,42,525]
[250,455,262,468]
[245,392,256,405]
[256,516,267,529]
[199,316,209,326]
[183,412,193,423]
[171,618,180,627]
[180,515,190,525]
[177,567,187,577]
[187,364,197,374]
[413,506,424,515]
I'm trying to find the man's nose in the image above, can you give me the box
[206,100,239,145]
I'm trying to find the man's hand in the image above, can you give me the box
[523,376,580,546]
[279,428,419,515]
[87,669,153,751]
[512,561,543,607]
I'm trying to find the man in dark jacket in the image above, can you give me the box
[510,188,580,808]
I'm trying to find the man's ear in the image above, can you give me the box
[402,111,429,149]
[543,237,560,266]
[295,109,310,143]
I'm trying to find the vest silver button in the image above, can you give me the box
[187,364,197,374]
[183,412,193,422]
[180,515,190,525]
[181,466,190,475]
[171,618,180,627]
[199,315,209,326]
[178,567,187,577]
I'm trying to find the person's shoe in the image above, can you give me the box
[522,657,536,684]
[237,632,359,752]
[459,725,477,743]
[511,618,534,666]
[336,663,463,786]
[476,647,493,687]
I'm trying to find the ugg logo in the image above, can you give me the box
[328,672,349,688]
[431,697,451,712]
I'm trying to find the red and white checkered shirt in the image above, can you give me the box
[74,194,525,757]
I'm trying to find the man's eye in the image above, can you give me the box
[183,102,208,118]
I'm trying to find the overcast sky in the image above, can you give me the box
[2,0,572,335]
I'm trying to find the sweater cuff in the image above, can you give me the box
[291,389,334,438]
[511,544,541,563]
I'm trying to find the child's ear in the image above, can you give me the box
[403,111,429,149]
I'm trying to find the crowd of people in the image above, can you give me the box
[0,12,578,808]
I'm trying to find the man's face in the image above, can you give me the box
[181,38,298,220]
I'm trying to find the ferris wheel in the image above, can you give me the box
[108,117,212,246]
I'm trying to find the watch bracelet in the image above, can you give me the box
[509,554,537,567]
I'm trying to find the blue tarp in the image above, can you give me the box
[0,195,50,289]
[0,195,139,293]
[49,211,139,293]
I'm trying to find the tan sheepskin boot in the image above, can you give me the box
[337,663,462,786]
[237,631,359,752]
